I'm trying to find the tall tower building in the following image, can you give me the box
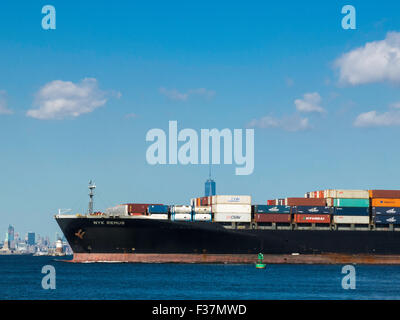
[27,232,35,246]
[204,166,216,197]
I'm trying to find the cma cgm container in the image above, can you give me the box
[211,195,251,205]
[294,214,331,224]
[324,190,369,199]
[333,198,370,207]
[213,213,251,222]
[334,207,370,216]
[255,214,291,223]
[254,205,291,214]
[212,204,251,214]
[372,199,400,207]
[374,215,400,225]
[369,190,400,199]
[285,198,326,206]
[293,206,332,214]
[372,207,400,215]
[333,216,370,224]
[148,205,169,214]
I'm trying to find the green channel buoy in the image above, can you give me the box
[256,252,266,269]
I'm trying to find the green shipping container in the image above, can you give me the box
[333,198,370,207]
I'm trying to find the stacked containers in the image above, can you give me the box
[105,203,162,216]
[192,196,212,221]
[254,205,291,223]
[147,204,169,220]
[370,190,400,225]
[324,190,370,224]
[212,195,252,222]
[170,205,192,221]
[286,198,331,224]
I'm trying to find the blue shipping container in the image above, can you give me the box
[372,207,400,215]
[148,205,169,213]
[294,206,332,214]
[334,207,370,216]
[254,205,291,214]
[373,214,400,225]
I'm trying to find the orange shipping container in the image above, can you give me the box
[294,214,331,224]
[371,198,400,207]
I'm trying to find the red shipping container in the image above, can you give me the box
[294,214,331,224]
[255,214,291,223]
[369,190,400,199]
[126,203,162,214]
[286,198,326,206]
[267,200,276,205]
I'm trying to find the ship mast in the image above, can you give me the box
[88,180,96,214]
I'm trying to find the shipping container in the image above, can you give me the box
[369,190,400,199]
[294,214,331,224]
[333,216,370,224]
[105,204,128,216]
[171,213,192,221]
[334,207,370,216]
[267,200,276,205]
[277,199,285,205]
[372,207,400,215]
[371,198,400,207]
[193,214,212,222]
[125,203,162,214]
[254,205,291,214]
[147,214,169,220]
[211,195,251,205]
[324,189,369,199]
[148,205,169,214]
[255,214,291,223]
[213,213,251,222]
[212,204,251,213]
[373,214,400,225]
[170,205,192,214]
[194,206,212,214]
[285,198,326,206]
[333,198,370,207]
[293,206,332,214]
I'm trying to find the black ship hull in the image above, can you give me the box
[56,216,400,263]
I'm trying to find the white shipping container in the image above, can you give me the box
[193,214,212,221]
[324,189,369,199]
[213,213,251,222]
[211,195,251,205]
[171,205,192,214]
[212,204,251,213]
[148,214,169,220]
[105,204,128,216]
[326,198,334,207]
[172,213,192,221]
[194,206,212,214]
[333,215,370,224]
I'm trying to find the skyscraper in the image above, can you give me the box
[7,225,14,250]
[204,165,216,197]
[27,232,35,246]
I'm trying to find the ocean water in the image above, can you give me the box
[1,255,400,300]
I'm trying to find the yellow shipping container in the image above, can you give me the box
[371,198,400,207]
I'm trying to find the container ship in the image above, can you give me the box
[55,181,400,264]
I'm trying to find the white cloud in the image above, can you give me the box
[335,32,400,85]
[0,90,13,115]
[354,110,400,127]
[26,78,117,120]
[248,114,311,132]
[294,92,325,113]
[159,87,215,101]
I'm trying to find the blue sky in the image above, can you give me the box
[1,0,400,237]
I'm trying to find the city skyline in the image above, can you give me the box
[1,1,400,236]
